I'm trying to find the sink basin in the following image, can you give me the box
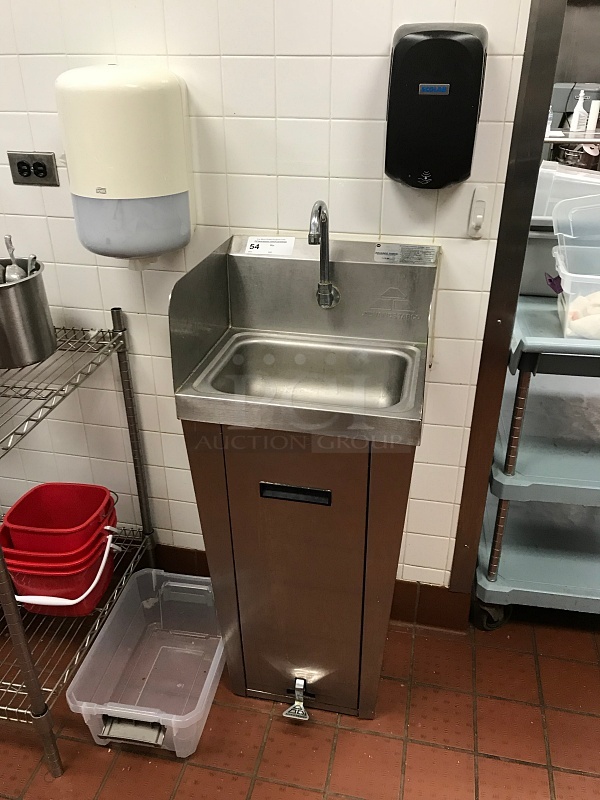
[170,236,438,444]
[196,331,416,410]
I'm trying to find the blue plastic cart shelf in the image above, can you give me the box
[475,296,600,623]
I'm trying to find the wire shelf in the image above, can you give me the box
[0,327,123,458]
[0,528,148,723]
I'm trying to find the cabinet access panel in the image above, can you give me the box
[223,429,369,712]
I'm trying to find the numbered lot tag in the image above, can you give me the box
[245,237,295,256]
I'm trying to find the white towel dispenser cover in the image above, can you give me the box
[56,65,192,259]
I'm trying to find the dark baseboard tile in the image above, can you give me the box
[153,543,209,576]
[154,545,470,632]
[391,579,471,631]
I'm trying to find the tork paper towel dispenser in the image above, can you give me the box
[385,24,487,189]
[56,65,192,260]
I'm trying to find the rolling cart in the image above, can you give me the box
[0,308,155,776]
[474,296,600,629]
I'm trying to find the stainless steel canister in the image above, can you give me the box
[0,259,57,369]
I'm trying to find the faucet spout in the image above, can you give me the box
[308,201,340,309]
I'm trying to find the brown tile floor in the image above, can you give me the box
[3,616,600,799]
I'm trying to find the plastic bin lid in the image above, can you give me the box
[534,161,600,222]
[553,194,600,238]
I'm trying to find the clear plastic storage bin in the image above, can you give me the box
[533,161,600,224]
[551,196,600,339]
[553,240,600,339]
[67,569,225,758]
[553,194,600,239]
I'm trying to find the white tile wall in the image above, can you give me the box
[381,180,437,237]
[276,58,331,119]
[0,114,33,161]
[330,120,386,179]
[0,0,16,55]
[0,0,531,588]
[275,0,331,56]
[277,120,330,177]
[164,0,220,56]
[332,0,393,56]
[331,57,389,119]
[222,57,275,117]
[60,0,115,56]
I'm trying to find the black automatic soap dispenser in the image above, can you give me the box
[385,23,488,189]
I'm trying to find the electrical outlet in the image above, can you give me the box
[7,151,60,187]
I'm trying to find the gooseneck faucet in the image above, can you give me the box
[308,200,340,309]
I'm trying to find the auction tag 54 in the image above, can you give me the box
[245,237,295,256]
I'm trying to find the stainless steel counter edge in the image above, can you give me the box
[175,338,427,446]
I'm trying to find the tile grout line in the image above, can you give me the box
[322,711,340,800]
[211,699,273,716]
[397,623,416,800]
[526,650,600,667]
[14,743,44,800]
[166,758,188,800]
[243,702,275,800]
[91,746,122,800]
[245,752,555,800]
[471,624,479,800]
[553,764,600,780]
[148,732,600,791]
[17,737,73,800]
[176,760,254,780]
[466,750,552,771]
[532,627,556,800]
[257,774,328,796]
[380,673,600,722]
[473,633,597,661]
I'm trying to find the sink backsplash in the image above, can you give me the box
[170,236,438,392]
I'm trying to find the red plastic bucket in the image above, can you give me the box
[3,527,107,572]
[8,538,115,617]
[0,508,116,567]
[5,483,114,553]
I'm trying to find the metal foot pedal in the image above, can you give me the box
[283,678,310,722]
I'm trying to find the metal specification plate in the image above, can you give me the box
[373,243,439,265]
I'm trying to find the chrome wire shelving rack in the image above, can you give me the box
[0,326,123,455]
[0,529,147,723]
[0,308,155,777]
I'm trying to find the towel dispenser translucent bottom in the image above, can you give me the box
[72,191,191,259]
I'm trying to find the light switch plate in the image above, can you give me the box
[7,151,60,187]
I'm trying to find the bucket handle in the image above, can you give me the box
[100,491,119,522]
[14,534,113,607]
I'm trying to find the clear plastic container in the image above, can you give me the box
[553,194,600,238]
[533,161,600,224]
[553,239,600,338]
[67,569,225,758]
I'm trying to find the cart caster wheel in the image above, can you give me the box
[471,597,512,631]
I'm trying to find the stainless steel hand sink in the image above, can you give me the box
[170,236,438,444]
[195,331,417,409]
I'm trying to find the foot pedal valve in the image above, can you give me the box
[283,678,310,722]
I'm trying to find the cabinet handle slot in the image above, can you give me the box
[259,482,331,506]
